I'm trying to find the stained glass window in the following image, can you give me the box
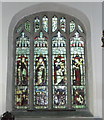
[14,12,87,111]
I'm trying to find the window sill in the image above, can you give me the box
[12,109,93,118]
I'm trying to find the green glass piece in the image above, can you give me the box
[25,21,31,32]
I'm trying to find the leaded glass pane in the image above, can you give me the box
[15,32,30,109]
[70,21,75,33]
[34,17,40,32]
[42,16,48,32]
[52,31,67,108]
[60,17,66,32]
[52,16,57,32]
[34,32,48,109]
[70,32,86,108]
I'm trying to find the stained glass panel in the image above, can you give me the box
[42,16,48,32]
[60,17,66,32]
[53,86,67,108]
[34,17,40,32]
[52,16,57,32]
[70,32,86,108]
[52,32,67,108]
[72,86,86,108]
[34,86,48,109]
[15,32,30,109]
[70,21,75,33]
[34,32,48,109]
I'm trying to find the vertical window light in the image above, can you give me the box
[34,17,40,32]
[34,32,48,109]
[52,16,57,32]
[60,17,66,32]
[52,31,67,108]
[15,32,30,109]
[42,16,48,32]
[70,32,86,108]
[70,21,75,33]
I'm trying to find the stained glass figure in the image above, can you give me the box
[70,21,75,33]
[53,86,67,108]
[25,21,31,32]
[34,55,48,85]
[15,32,30,109]
[52,31,67,108]
[71,54,85,86]
[34,17,40,32]
[60,17,66,32]
[34,86,48,109]
[34,32,48,109]
[52,16,57,32]
[42,16,48,32]
[16,55,29,86]
[15,86,28,109]
[78,25,83,33]
[72,86,86,108]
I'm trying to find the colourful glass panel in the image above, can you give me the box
[72,86,86,108]
[52,16,57,32]
[34,17,40,32]
[34,32,48,109]
[15,86,29,109]
[15,32,30,109]
[53,86,67,108]
[34,86,48,109]
[25,21,31,32]
[70,32,86,108]
[70,21,75,33]
[42,16,48,32]
[60,17,66,32]
[52,31,67,108]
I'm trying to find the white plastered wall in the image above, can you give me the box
[1,2,102,118]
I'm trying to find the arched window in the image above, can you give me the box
[14,12,87,110]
